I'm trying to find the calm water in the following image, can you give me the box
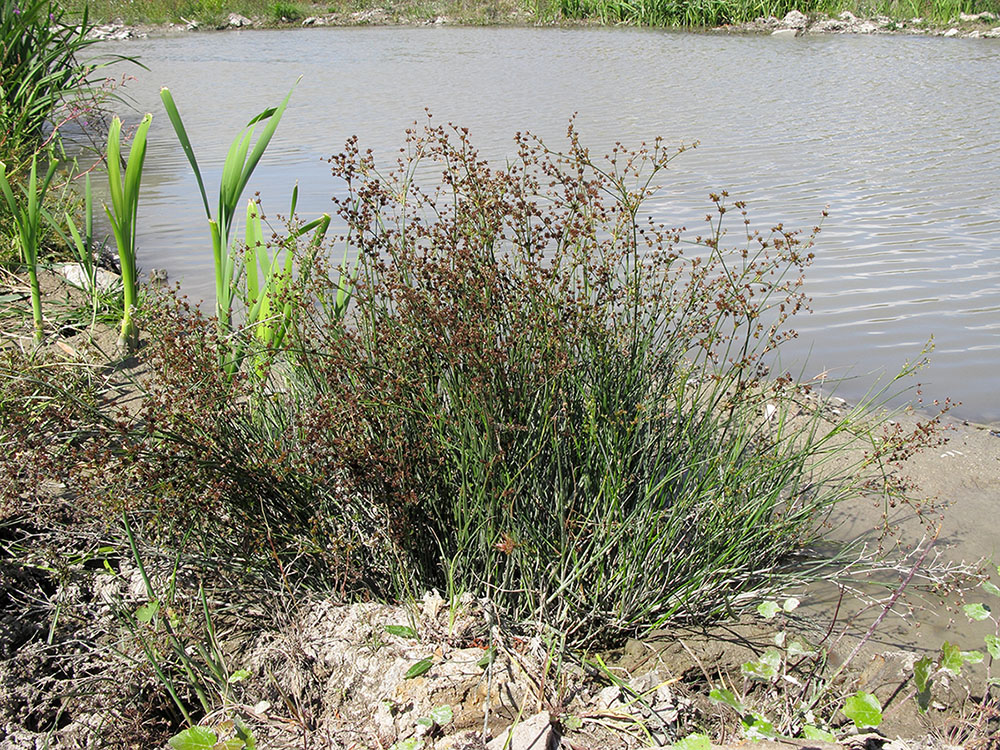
[95,28,1000,423]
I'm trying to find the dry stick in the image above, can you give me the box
[802,526,939,716]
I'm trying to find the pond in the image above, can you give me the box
[95,27,1000,423]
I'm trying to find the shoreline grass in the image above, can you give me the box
[60,0,1000,30]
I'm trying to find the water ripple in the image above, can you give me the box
[96,28,1000,422]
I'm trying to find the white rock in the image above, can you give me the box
[943,27,959,36]
[838,10,857,22]
[771,27,799,36]
[812,18,846,31]
[487,712,556,750]
[227,13,252,27]
[421,589,446,620]
[56,263,121,294]
[781,9,808,28]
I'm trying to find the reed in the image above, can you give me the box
[0,154,58,343]
[159,85,295,338]
[555,0,997,25]
[105,114,152,351]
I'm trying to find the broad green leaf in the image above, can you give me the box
[389,739,423,750]
[563,714,583,731]
[961,650,984,664]
[742,648,782,681]
[963,602,991,621]
[135,601,159,624]
[801,725,836,742]
[167,726,217,750]
[743,717,777,740]
[217,740,245,750]
[228,669,251,684]
[385,625,418,639]
[982,581,1000,598]
[757,601,780,619]
[428,705,453,725]
[404,658,432,679]
[986,634,1000,659]
[842,691,882,729]
[916,687,931,714]
[783,597,800,612]
[913,655,934,693]
[709,688,745,714]
[914,655,934,715]
[941,642,964,675]
[672,733,711,750]
[787,638,814,657]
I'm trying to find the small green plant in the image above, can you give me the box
[105,113,152,351]
[904,567,1000,722]
[707,593,884,740]
[0,153,58,342]
[168,720,257,750]
[121,513,250,730]
[238,191,331,373]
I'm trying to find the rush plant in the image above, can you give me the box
[0,122,946,651]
